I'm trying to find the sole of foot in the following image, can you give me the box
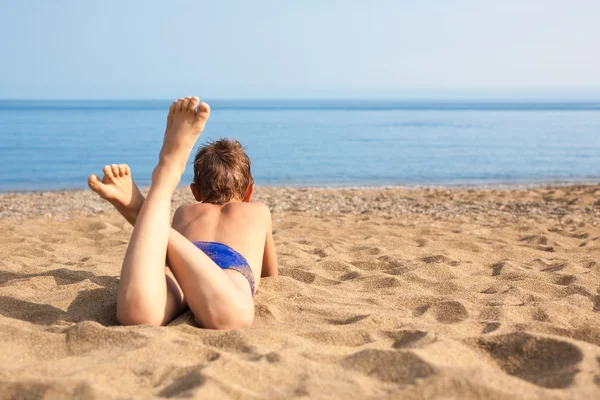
[159,96,211,177]
[88,164,144,224]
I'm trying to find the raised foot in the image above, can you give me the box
[88,164,144,225]
[160,96,211,175]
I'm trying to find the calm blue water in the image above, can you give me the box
[0,99,599,191]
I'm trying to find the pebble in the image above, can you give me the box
[0,184,598,226]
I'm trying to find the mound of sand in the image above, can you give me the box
[0,185,599,399]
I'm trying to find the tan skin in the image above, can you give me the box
[88,97,278,329]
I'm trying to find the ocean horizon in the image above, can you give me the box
[1,99,599,192]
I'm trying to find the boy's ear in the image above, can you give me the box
[243,183,254,202]
[190,183,203,202]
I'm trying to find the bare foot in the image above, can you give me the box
[158,96,210,179]
[88,164,145,226]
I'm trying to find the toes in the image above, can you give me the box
[176,98,185,112]
[195,102,211,124]
[182,96,192,112]
[187,96,199,111]
[170,98,184,114]
[117,164,126,177]
[124,165,131,176]
[110,164,120,177]
[87,174,103,191]
[103,165,113,178]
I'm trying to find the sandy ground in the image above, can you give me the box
[0,185,599,399]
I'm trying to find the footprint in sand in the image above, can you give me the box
[489,260,528,280]
[361,277,401,290]
[520,234,549,245]
[301,330,373,347]
[0,381,95,400]
[65,321,147,355]
[320,260,355,272]
[412,301,469,324]
[339,271,362,281]
[415,238,427,247]
[412,304,431,317]
[156,365,207,398]
[481,322,501,334]
[39,244,56,253]
[341,349,436,384]
[552,274,575,286]
[478,332,583,389]
[350,245,381,256]
[532,308,550,322]
[328,314,370,326]
[490,261,507,276]
[12,246,47,258]
[478,306,502,321]
[278,267,339,286]
[541,262,568,273]
[350,256,405,273]
[592,295,600,312]
[388,330,436,349]
[420,254,460,266]
[548,227,589,239]
[201,330,257,355]
[265,352,281,363]
[253,304,280,324]
[432,301,469,324]
[312,248,327,258]
[4,237,26,244]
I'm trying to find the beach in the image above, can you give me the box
[0,184,599,399]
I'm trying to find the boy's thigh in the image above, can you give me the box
[164,266,187,319]
[223,269,253,299]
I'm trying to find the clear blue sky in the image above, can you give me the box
[1,0,599,99]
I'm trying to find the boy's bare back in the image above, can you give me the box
[172,201,278,288]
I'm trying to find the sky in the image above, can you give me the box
[1,0,599,99]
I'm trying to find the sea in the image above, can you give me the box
[0,99,599,192]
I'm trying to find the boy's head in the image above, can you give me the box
[190,139,254,205]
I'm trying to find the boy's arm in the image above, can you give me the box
[261,207,278,278]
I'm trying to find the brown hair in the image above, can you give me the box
[192,139,253,205]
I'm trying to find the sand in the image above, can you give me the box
[0,185,599,399]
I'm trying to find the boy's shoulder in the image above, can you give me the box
[175,201,271,218]
[228,201,272,219]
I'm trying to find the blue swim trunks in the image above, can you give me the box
[192,241,255,295]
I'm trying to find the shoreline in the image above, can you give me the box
[0,178,598,195]
[1,183,599,222]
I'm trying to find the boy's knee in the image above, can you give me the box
[232,310,254,329]
[197,307,254,330]
[117,304,163,327]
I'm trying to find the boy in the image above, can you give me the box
[88,96,278,329]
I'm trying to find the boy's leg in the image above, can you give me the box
[88,163,144,227]
[115,96,208,326]
[88,163,186,324]
[96,96,253,329]
[89,161,254,328]
[165,230,255,329]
